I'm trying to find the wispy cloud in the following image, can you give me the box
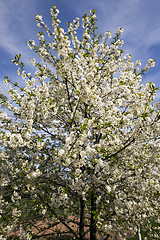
[93,0,160,57]
[0,0,37,64]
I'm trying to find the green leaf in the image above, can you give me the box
[14,82,19,87]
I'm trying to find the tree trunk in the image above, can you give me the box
[79,197,85,240]
[137,225,142,240]
[90,190,97,240]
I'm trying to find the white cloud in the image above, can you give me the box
[0,0,37,61]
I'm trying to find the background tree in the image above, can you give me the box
[0,5,160,240]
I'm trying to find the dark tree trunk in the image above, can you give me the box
[90,190,97,240]
[79,197,85,240]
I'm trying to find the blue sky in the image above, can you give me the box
[0,0,160,99]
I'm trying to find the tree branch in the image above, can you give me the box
[106,136,135,159]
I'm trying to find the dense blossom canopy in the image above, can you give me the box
[0,5,159,240]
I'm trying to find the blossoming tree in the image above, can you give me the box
[0,5,160,240]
